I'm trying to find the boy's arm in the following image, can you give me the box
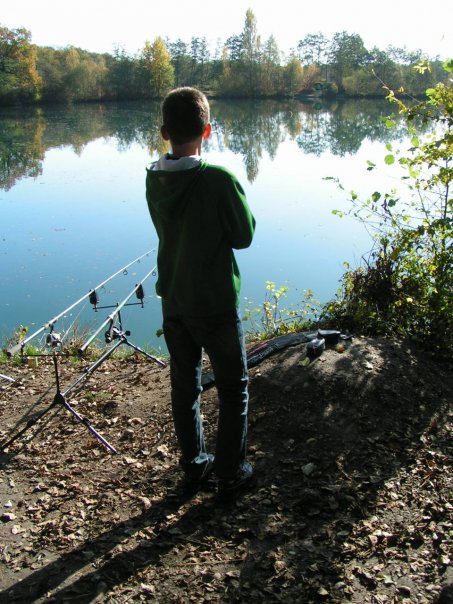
[221,173,256,249]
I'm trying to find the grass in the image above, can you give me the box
[3,282,322,368]
[1,323,167,367]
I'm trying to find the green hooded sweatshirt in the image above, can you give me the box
[146,158,256,317]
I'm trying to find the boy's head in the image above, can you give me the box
[161,87,210,146]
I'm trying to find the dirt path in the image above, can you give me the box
[0,336,452,603]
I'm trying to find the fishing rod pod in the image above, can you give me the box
[6,250,155,357]
[78,266,156,355]
[1,254,165,454]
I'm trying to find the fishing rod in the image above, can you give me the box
[78,266,157,355]
[6,250,155,357]
[1,262,165,454]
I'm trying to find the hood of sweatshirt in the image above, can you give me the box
[146,155,207,221]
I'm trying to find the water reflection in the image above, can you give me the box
[0,109,46,190]
[0,98,409,190]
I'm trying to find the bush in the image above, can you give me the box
[324,60,453,357]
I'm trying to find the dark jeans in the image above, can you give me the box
[163,308,249,481]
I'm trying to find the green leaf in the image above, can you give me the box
[384,154,395,165]
[391,247,400,260]
[372,191,381,202]
[442,59,453,72]
[385,143,393,151]
[385,119,395,129]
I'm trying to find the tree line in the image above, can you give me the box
[0,10,448,105]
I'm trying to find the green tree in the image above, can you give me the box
[221,10,263,96]
[329,31,369,91]
[297,32,328,67]
[241,8,261,95]
[0,25,41,104]
[190,36,210,87]
[224,35,243,63]
[140,37,174,98]
[58,47,106,101]
[368,47,400,87]
[283,54,304,96]
[168,39,191,86]
[261,35,281,95]
[37,47,66,101]
[108,46,138,99]
[219,36,244,95]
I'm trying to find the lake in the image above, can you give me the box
[0,98,408,354]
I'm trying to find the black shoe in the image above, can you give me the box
[182,454,215,495]
[217,462,254,501]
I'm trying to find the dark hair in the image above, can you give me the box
[162,87,210,145]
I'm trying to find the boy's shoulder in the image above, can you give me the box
[201,162,243,192]
[202,161,239,182]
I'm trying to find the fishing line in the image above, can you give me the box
[59,299,88,345]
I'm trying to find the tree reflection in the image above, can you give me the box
[0,98,416,190]
[0,109,46,190]
[212,100,289,181]
[295,99,410,157]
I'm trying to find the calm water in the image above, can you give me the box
[0,98,408,353]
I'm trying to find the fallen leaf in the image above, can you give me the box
[302,462,316,476]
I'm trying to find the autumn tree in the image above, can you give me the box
[140,37,174,98]
[0,25,41,103]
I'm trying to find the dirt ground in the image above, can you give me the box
[0,335,452,603]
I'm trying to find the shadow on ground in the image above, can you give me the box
[0,337,451,602]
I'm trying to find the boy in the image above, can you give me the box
[145,87,256,499]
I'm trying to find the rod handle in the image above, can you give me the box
[6,342,23,358]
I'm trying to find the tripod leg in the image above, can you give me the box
[0,373,15,383]
[121,338,166,367]
[63,339,124,398]
[55,392,117,454]
[0,395,61,452]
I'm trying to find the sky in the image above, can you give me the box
[1,0,451,59]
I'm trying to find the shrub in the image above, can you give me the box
[324,60,453,356]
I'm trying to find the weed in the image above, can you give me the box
[243,281,320,341]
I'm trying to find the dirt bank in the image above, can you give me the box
[0,336,452,603]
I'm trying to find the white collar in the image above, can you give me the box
[152,154,202,172]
